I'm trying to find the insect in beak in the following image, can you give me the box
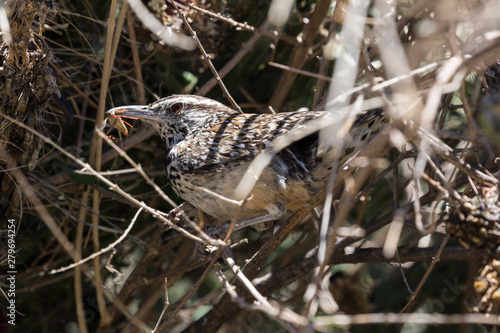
[101,109,138,141]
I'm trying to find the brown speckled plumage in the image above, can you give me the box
[107,95,386,229]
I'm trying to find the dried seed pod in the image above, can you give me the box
[468,257,500,316]
[445,182,500,252]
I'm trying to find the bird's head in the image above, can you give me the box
[106,95,236,147]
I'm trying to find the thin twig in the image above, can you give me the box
[269,61,332,82]
[49,208,143,274]
[399,235,449,313]
[173,0,241,112]
[152,278,169,332]
[314,312,500,328]
[222,248,306,330]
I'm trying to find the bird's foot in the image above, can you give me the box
[234,202,286,231]
[166,202,198,228]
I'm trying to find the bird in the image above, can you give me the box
[106,95,387,231]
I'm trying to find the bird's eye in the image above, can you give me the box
[171,103,183,114]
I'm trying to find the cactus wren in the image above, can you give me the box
[107,95,386,230]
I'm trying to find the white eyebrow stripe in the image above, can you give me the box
[169,95,227,108]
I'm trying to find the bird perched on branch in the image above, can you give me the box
[106,95,386,230]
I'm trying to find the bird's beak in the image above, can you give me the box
[105,105,162,121]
